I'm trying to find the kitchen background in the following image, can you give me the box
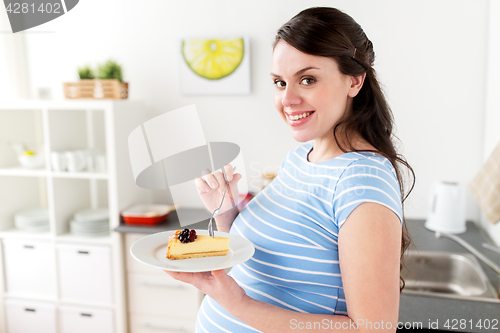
[0,0,499,332]
[4,0,500,242]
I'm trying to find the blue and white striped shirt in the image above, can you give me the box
[196,143,403,332]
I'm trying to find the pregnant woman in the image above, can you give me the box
[166,7,415,333]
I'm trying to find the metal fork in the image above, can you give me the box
[208,166,236,238]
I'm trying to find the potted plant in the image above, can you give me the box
[97,60,123,82]
[78,65,95,80]
[64,60,128,99]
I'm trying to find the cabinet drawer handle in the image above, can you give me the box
[25,308,36,312]
[78,251,89,254]
[140,282,185,290]
[23,245,34,249]
[81,313,92,317]
[142,323,186,332]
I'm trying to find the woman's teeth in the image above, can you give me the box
[289,112,312,120]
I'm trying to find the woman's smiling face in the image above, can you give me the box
[271,41,357,143]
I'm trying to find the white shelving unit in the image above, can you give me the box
[0,100,154,333]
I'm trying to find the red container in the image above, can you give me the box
[238,192,254,211]
[121,204,175,226]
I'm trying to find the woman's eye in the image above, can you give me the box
[300,77,315,85]
[274,80,286,88]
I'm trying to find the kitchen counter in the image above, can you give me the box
[399,219,500,332]
[115,214,499,332]
[114,208,210,234]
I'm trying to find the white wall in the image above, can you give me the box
[0,9,29,99]
[20,0,494,237]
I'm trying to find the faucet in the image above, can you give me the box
[435,232,500,275]
[483,242,500,254]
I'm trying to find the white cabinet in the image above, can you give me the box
[127,273,200,318]
[57,243,112,305]
[129,316,195,333]
[0,100,154,333]
[124,233,202,333]
[2,239,57,298]
[59,305,114,333]
[125,232,161,275]
[4,299,57,333]
[5,301,114,333]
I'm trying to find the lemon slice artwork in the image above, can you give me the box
[182,38,245,80]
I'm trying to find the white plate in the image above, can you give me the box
[130,230,255,273]
[15,219,49,227]
[71,219,109,225]
[15,209,49,223]
[16,224,50,233]
[74,208,109,222]
[70,220,109,228]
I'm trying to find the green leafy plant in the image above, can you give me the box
[97,60,123,82]
[78,65,95,79]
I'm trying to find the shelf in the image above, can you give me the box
[0,168,108,180]
[3,293,57,303]
[0,229,114,245]
[0,167,48,177]
[56,233,112,245]
[3,293,115,310]
[50,171,108,180]
[0,100,150,333]
[0,228,53,241]
[0,99,132,111]
[58,299,115,310]
[114,209,210,235]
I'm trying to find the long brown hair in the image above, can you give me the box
[274,7,415,292]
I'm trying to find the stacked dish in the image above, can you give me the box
[14,209,50,233]
[70,208,109,237]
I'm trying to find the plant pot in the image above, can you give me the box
[63,79,128,99]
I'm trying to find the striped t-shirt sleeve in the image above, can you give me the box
[332,156,403,229]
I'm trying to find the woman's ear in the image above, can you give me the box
[347,73,366,98]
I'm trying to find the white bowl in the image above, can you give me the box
[18,154,45,169]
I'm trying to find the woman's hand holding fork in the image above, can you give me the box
[195,164,242,233]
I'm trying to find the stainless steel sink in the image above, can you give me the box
[401,251,499,303]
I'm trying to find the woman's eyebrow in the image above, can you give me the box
[270,66,320,78]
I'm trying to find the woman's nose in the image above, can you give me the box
[282,86,302,108]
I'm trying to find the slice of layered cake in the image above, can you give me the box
[166,229,229,260]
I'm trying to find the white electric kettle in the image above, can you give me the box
[425,181,466,234]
